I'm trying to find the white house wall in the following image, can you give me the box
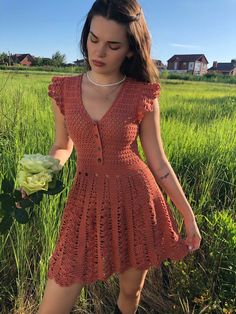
[188,62,194,70]
[194,61,201,71]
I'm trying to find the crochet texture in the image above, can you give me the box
[47,74,189,286]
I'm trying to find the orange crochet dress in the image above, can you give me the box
[47,74,189,287]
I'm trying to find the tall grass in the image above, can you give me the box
[0,71,235,313]
[159,80,236,212]
[160,71,236,84]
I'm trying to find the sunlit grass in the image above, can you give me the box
[0,71,235,313]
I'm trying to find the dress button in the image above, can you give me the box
[97,158,102,162]
[95,134,99,138]
[98,147,101,151]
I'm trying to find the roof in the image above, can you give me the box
[153,59,165,67]
[167,54,208,63]
[12,53,35,62]
[208,62,236,72]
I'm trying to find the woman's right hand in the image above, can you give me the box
[184,216,202,252]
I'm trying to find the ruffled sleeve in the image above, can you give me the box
[136,82,161,123]
[48,76,65,115]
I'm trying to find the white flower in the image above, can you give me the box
[19,154,62,174]
[16,154,62,195]
[16,170,53,195]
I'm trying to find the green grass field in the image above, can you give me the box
[0,71,235,313]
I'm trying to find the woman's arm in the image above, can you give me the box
[139,98,201,251]
[139,98,194,221]
[48,98,74,167]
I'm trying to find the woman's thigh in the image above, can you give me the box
[37,278,85,314]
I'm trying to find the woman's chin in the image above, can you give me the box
[90,67,108,74]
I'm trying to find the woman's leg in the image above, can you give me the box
[117,266,149,314]
[37,278,85,314]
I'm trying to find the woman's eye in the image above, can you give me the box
[90,37,98,43]
[109,46,120,50]
[90,36,120,50]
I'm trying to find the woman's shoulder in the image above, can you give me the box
[66,74,83,79]
[63,74,82,82]
[61,74,82,89]
[127,76,161,98]
[125,77,161,123]
[50,74,82,82]
[48,74,81,97]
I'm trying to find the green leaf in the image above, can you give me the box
[14,208,30,224]
[5,206,15,215]
[17,198,34,209]
[0,193,15,212]
[0,194,12,203]
[45,180,64,195]
[0,215,14,234]
[48,175,57,189]
[13,189,22,201]
[1,178,15,193]
[30,191,43,204]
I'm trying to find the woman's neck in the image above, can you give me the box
[88,70,125,85]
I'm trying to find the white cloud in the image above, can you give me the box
[170,43,202,50]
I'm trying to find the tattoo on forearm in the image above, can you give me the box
[159,172,170,180]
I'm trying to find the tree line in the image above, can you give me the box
[0,51,67,67]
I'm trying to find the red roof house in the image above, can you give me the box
[167,54,208,76]
[11,54,35,66]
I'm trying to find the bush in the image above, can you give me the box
[160,71,236,84]
[0,65,84,73]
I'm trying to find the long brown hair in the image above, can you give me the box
[80,0,160,83]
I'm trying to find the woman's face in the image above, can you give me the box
[86,15,133,75]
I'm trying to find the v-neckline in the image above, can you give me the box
[78,73,129,125]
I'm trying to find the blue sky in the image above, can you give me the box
[0,0,235,67]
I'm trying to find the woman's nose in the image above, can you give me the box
[96,44,107,58]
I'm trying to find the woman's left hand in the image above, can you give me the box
[15,187,29,209]
[184,216,202,252]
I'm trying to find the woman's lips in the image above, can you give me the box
[92,60,106,67]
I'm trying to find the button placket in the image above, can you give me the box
[93,122,103,164]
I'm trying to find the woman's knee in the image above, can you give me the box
[120,286,143,299]
[37,278,85,314]
[118,267,148,298]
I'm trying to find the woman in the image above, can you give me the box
[38,0,202,313]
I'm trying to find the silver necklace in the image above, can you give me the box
[86,71,126,87]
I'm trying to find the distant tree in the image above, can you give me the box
[31,57,43,66]
[32,57,53,66]
[42,58,54,66]
[0,52,9,65]
[51,51,66,67]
